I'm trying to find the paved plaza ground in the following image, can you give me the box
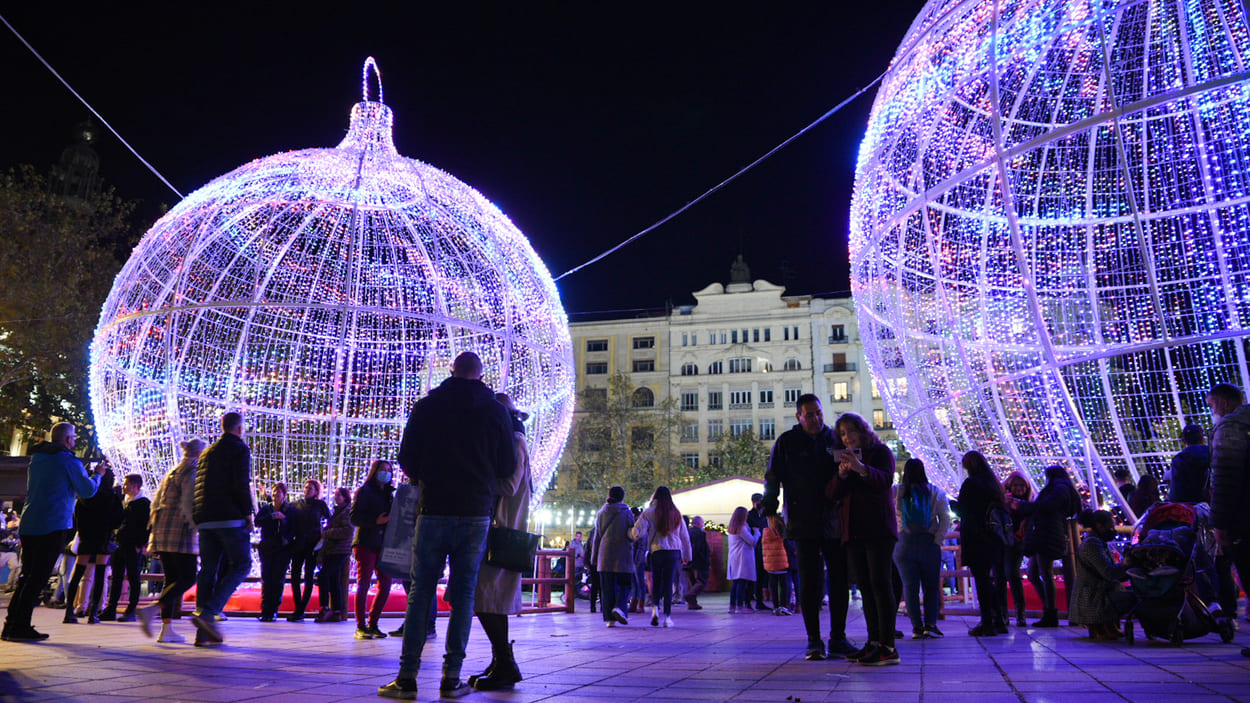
[1,593,1248,703]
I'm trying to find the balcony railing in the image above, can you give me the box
[823,362,857,373]
[830,394,852,403]
[758,401,774,408]
[828,335,849,344]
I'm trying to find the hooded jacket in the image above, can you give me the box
[397,376,515,517]
[19,442,100,536]
[591,499,635,573]
[1210,404,1250,536]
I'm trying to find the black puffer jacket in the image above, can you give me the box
[1017,477,1082,559]
[350,479,393,552]
[321,501,353,556]
[397,376,514,517]
[1167,445,1210,504]
[192,432,254,525]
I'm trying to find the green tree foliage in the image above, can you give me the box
[0,166,138,446]
[706,428,770,483]
[563,371,682,509]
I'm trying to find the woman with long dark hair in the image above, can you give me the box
[1011,464,1082,627]
[1001,471,1033,627]
[828,413,899,666]
[630,486,691,627]
[893,458,950,639]
[63,466,121,624]
[956,450,1006,636]
[138,438,205,642]
[350,459,396,639]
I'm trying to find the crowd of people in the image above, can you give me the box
[3,369,1249,695]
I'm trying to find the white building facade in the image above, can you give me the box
[545,273,902,523]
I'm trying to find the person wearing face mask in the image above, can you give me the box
[351,460,396,639]
[314,487,353,623]
[1070,510,1132,640]
[1207,382,1250,627]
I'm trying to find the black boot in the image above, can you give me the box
[473,641,521,691]
[467,658,495,688]
[1033,610,1059,628]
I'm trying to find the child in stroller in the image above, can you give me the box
[1123,502,1234,645]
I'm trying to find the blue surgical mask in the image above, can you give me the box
[377,471,392,484]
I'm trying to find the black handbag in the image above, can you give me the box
[484,522,540,573]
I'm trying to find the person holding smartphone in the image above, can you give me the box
[827,413,899,666]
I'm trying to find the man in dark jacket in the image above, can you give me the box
[189,412,255,646]
[380,352,515,700]
[1167,424,1210,504]
[1207,383,1250,627]
[762,394,857,661]
[747,494,769,610]
[684,516,710,609]
[101,473,151,621]
[2,422,103,642]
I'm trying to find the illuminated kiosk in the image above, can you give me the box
[90,59,574,499]
[849,0,1250,516]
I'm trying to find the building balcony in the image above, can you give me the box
[823,362,857,373]
[830,394,852,404]
[728,402,752,410]
[758,401,774,408]
[828,336,849,344]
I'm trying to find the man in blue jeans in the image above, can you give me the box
[380,352,515,700]
[190,412,255,647]
[2,422,103,642]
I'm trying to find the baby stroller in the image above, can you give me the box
[1122,503,1234,645]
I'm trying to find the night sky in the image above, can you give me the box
[0,3,923,315]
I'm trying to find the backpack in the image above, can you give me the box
[985,503,1014,547]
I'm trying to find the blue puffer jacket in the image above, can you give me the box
[19,442,100,537]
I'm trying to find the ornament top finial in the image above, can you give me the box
[362,57,383,104]
[337,57,396,154]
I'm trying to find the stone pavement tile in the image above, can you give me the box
[1204,683,1250,697]
[1119,696,1233,703]
[232,692,353,703]
[1011,679,1110,692]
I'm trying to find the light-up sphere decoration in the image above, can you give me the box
[90,60,575,500]
[849,0,1250,513]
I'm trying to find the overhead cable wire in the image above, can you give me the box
[1,12,185,200]
[553,70,887,282]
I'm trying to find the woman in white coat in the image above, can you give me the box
[468,394,532,692]
[726,506,760,613]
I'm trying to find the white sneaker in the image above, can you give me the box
[157,624,186,643]
[137,604,159,638]
[663,616,674,628]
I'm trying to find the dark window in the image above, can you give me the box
[586,339,608,352]
[586,362,608,375]
[632,336,655,349]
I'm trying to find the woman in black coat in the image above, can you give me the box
[1011,464,1082,627]
[956,451,1006,636]
[350,460,395,639]
[63,466,122,623]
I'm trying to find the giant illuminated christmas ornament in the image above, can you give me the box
[91,59,575,499]
[849,0,1250,515]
